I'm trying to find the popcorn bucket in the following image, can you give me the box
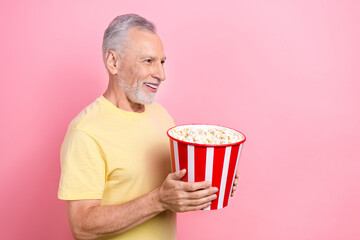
[167,124,246,210]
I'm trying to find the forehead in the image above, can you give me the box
[125,27,165,58]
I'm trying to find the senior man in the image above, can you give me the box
[58,14,239,240]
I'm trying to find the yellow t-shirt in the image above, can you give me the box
[58,95,176,240]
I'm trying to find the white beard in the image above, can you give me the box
[119,79,157,105]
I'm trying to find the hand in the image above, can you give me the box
[158,169,218,212]
[231,171,239,197]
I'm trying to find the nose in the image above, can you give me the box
[152,61,165,82]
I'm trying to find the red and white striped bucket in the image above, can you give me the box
[167,124,246,210]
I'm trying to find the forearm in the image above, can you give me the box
[70,188,164,240]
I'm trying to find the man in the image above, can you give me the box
[58,14,239,240]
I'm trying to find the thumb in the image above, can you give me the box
[169,169,186,180]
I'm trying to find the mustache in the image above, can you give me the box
[143,79,161,85]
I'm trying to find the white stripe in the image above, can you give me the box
[187,145,195,182]
[204,147,214,210]
[170,141,173,171]
[173,141,180,172]
[228,144,243,204]
[217,146,232,209]
[170,154,173,172]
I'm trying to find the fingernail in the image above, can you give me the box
[212,194,217,200]
[213,187,218,192]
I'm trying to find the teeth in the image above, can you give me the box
[144,83,159,89]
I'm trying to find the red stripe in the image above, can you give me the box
[210,147,226,210]
[169,139,176,173]
[177,141,188,181]
[194,146,207,182]
[223,145,240,208]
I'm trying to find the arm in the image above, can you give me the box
[67,189,162,240]
[67,169,218,240]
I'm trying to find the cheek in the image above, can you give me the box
[119,67,139,87]
[120,64,151,88]
[134,67,151,85]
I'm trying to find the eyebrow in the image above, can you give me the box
[140,55,167,61]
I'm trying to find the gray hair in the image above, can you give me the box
[102,14,156,64]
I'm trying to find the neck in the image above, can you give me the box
[103,77,145,113]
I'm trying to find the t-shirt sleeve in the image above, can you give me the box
[58,129,105,200]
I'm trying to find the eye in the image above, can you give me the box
[145,59,152,63]
[161,60,165,65]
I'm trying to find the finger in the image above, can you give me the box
[181,181,212,192]
[186,194,217,206]
[168,169,186,180]
[231,186,237,197]
[179,202,212,212]
[233,178,239,186]
[235,171,240,178]
[186,187,218,199]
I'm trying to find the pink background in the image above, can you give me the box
[1,0,359,239]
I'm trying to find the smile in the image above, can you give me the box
[144,83,159,89]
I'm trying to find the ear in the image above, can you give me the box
[105,50,120,75]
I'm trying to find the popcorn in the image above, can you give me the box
[168,125,243,145]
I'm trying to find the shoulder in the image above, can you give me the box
[66,97,103,133]
[149,102,172,118]
[150,102,170,114]
[148,102,175,126]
